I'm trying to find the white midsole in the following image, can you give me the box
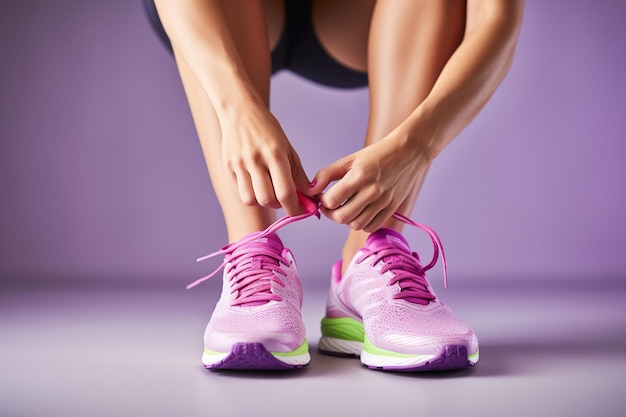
[319,336,363,355]
[361,351,436,368]
[271,353,311,366]
[320,336,479,367]
[202,351,229,366]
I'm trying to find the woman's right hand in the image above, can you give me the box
[219,95,311,217]
[153,1,310,217]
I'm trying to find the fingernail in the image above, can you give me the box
[308,178,317,188]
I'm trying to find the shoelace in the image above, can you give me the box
[187,196,447,298]
[356,218,443,305]
[222,245,287,307]
[186,194,321,291]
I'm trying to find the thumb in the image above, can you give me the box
[305,157,351,196]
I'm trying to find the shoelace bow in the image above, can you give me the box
[187,195,447,304]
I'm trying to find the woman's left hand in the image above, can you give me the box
[306,130,432,232]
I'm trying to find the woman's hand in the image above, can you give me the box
[153,1,311,217]
[307,128,433,232]
[220,95,311,217]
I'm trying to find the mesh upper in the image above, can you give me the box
[329,229,477,354]
[204,236,306,353]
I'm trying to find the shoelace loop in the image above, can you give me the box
[186,194,321,290]
[390,212,448,289]
[186,197,447,294]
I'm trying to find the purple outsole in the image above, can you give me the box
[366,345,475,372]
[204,343,308,371]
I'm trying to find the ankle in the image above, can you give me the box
[341,230,367,275]
[224,208,277,244]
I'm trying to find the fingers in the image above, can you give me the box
[318,159,368,211]
[232,151,395,230]
[320,185,392,232]
[269,163,302,216]
[232,168,256,206]
[308,152,400,231]
[228,155,278,209]
[361,208,393,233]
[249,165,282,210]
[291,152,311,193]
[266,145,314,216]
[231,150,309,217]
[305,156,352,199]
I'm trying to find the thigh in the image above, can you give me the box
[261,0,286,51]
[143,0,285,56]
[311,0,375,72]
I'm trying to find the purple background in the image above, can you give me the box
[1,0,625,287]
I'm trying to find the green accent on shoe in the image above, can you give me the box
[468,349,480,361]
[321,317,364,342]
[272,340,309,357]
[363,336,427,359]
[204,347,225,356]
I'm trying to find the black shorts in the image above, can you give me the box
[143,0,368,89]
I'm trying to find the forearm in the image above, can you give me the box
[406,0,524,159]
[153,0,261,116]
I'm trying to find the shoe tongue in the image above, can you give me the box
[366,228,410,253]
[235,231,284,254]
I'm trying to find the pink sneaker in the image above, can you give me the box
[319,215,479,372]
[200,232,309,370]
[187,193,320,370]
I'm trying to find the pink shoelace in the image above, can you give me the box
[355,217,445,305]
[186,194,321,291]
[186,194,448,298]
[222,244,288,307]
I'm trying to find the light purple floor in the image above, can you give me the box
[1,279,624,417]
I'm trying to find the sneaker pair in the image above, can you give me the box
[189,199,478,371]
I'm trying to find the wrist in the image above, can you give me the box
[207,65,263,118]
[402,104,440,163]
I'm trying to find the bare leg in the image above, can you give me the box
[311,0,375,72]
[313,0,465,270]
[173,0,285,243]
